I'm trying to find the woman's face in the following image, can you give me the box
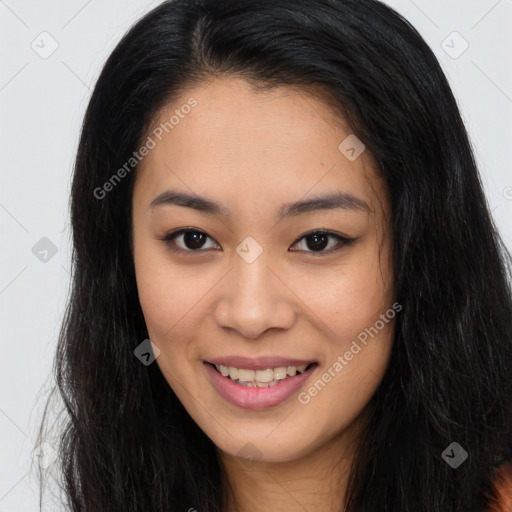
[132,77,395,464]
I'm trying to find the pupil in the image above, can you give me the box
[184,231,205,249]
[307,233,328,251]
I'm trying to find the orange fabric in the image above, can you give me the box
[487,463,512,512]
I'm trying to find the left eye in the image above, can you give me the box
[289,231,355,254]
[160,229,355,255]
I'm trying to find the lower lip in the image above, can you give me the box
[204,362,318,410]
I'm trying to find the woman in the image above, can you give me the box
[36,0,512,510]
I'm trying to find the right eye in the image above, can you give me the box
[160,228,221,254]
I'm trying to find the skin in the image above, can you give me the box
[132,77,395,512]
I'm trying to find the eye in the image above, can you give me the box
[289,230,356,255]
[160,228,220,254]
[160,228,355,256]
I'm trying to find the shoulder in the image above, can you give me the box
[487,463,512,512]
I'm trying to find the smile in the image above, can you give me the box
[213,363,312,387]
[204,360,319,409]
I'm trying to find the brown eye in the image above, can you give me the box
[161,229,220,253]
[160,228,355,256]
[181,231,207,249]
[289,230,355,254]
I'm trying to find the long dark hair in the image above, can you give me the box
[36,0,512,510]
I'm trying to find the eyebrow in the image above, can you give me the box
[149,189,371,220]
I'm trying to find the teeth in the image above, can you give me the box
[274,367,288,380]
[287,366,297,377]
[237,380,281,388]
[255,368,274,383]
[237,368,255,381]
[215,363,310,384]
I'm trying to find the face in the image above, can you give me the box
[132,77,395,464]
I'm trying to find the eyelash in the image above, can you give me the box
[159,228,356,256]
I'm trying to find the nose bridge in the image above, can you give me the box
[213,246,295,337]
[233,250,273,300]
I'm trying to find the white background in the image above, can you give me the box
[0,0,511,510]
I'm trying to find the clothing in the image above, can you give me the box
[487,463,512,512]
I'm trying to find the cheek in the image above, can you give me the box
[133,237,192,337]
[341,267,391,332]
[135,260,201,386]
[134,242,222,349]
[297,254,393,341]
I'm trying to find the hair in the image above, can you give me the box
[36,0,512,510]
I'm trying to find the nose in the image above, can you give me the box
[213,251,296,339]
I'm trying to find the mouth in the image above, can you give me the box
[203,359,319,409]
[207,361,318,388]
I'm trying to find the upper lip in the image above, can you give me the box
[205,356,317,370]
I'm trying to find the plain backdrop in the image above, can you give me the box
[0,0,511,510]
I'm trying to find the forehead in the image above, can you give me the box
[134,77,387,216]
